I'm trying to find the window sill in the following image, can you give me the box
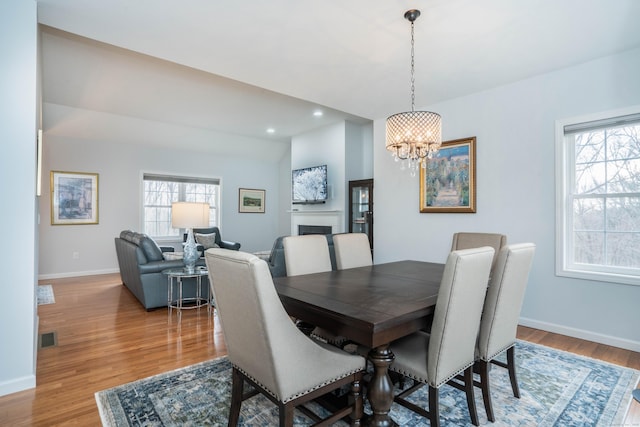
[556,267,640,287]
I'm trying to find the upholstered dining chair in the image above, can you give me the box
[282,234,346,344]
[204,249,366,427]
[386,246,495,427]
[473,243,536,422]
[333,233,373,270]
[451,232,507,272]
[282,234,332,276]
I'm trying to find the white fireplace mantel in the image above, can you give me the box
[289,210,343,235]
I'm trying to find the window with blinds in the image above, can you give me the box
[556,109,640,285]
[142,173,220,239]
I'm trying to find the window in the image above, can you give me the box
[143,173,219,239]
[556,108,640,285]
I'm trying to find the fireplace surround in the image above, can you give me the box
[290,210,342,236]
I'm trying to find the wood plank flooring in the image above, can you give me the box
[0,273,638,426]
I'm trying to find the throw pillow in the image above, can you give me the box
[195,232,220,250]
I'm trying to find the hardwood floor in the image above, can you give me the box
[0,273,638,426]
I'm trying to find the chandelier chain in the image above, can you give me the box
[385,8,442,174]
[410,20,416,112]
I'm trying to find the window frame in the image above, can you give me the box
[141,172,221,242]
[555,105,640,286]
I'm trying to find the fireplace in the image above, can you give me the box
[290,210,342,235]
[298,225,332,235]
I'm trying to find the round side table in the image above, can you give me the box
[162,267,210,321]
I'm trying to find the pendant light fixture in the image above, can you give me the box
[386,9,442,176]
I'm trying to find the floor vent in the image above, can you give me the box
[39,332,57,349]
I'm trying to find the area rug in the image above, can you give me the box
[95,340,639,426]
[37,284,55,305]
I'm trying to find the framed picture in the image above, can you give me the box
[420,136,476,213]
[239,188,265,213]
[50,171,99,225]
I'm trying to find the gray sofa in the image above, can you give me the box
[266,234,338,277]
[114,230,208,310]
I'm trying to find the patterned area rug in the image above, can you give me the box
[37,284,55,305]
[95,341,639,426]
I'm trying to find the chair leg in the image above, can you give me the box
[349,379,363,426]
[463,367,480,426]
[506,346,520,398]
[477,360,495,422]
[428,385,440,427]
[279,402,295,427]
[228,368,244,427]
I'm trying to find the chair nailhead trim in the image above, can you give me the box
[390,361,474,388]
[233,364,363,403]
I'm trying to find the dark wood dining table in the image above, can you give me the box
[273,260,444,427]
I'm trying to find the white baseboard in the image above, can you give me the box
[38,268,120,281]
[0,375,36,397]
[519,316,640,353]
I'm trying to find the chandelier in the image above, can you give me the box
[386,9,442,176]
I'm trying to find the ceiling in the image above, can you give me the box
[37,0,640,144]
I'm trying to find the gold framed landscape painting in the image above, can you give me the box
[51,171,99,225]
[239,188,265,213]
[420,137,476,213]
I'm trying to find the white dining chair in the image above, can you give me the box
[333,233,372,270]
[474,243,536,422]
[387,246,495,427]
[205,249,366,427]
[282,234,344,344]
[451,232,507,272]
[282,234,332,276]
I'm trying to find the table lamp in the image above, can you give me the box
[171,202,210,273]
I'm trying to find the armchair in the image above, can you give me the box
[184,227,241,255]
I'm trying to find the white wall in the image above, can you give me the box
[291,122,347,213]
[374,47,640,351]
[39,132,287,278]
[0,0,37,396]
[277,150,292,237]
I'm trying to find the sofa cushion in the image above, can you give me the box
[139,235,164,262]
[195,232,220,249]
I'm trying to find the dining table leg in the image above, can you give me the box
[365,344,398,427]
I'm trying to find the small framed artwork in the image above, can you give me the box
[420,137,476,213]
[50,171,99,225]
[239,188,266,213]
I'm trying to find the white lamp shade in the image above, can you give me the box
[171,202,210,228]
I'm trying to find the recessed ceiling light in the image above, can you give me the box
[313,110,323,117]
[266,128,275,134]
